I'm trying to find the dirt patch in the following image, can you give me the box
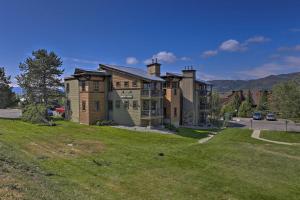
[24,139,104,159]
[0,175,23,200]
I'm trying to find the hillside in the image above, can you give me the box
[209,72,300,92]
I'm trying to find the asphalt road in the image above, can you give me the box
[0,109,22,119]
[230,118,300,132]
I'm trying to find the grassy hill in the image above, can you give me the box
[0,119,300,199]
[209,72,300,92]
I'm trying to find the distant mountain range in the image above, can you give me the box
[208,72,300,93]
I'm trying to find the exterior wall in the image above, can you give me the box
[180,70,196,126]
[65,79,79,122]
[108,71,142,126]
[78,77,107,125]
[163,87,181,127]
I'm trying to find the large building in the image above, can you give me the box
[65,61,212,127]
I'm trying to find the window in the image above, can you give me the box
[108,100,113,111]
[174,88,177,95]
[163,89,166,95]
[82,101,86,111]
[172,82,178,89]
[95,101,100,112]
[116,82,121,88]
[66,83,70,93]
[133,100,138,110]
[132,81,137,87]
[174,107,177,117]
[81,81,86,92]
[93,81,99,91]
[115,100,121,108]
[124,100,129,109]
[124,81,129,88]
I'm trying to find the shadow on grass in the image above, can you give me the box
[175,128,219,139]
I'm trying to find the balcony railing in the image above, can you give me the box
[141,89,162,97]
[141,110,162,117]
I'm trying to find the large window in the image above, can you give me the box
[93,81,100,91]
[116,82,121,88]
[132,81,137,87]
[108,100,113,111]
[95,101,100,112]
[66,83,70,93]
[81,81,86,92]
[124,81,129,88]
[123,100,129,109]
[115,100,121,108]
[82,101,86,111]
[133,100,138,110]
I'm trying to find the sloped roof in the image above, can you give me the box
[74,68,109,76]
[100,64,165,82]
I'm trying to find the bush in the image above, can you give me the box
[96,120,117,126]
[164,123,178,132]
[22,103,54,125]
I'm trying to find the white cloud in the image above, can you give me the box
[126,57,138,65]
[202,50,218,58]
[202,35,270,58]
[144,51,177,64]
[63,57,100,65]
[238,56,300,79]
[180,56,192,61]
[278,44,300,52]
[245,36,271,44]
[289,28,300,32]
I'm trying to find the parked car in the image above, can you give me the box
[47,109,53,116]
[253,112,263,120]
[266,113,276,121]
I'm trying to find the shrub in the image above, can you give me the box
[164,123,178,132]
[22,103,54,125]
[96,120,117,126]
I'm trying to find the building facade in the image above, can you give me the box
[65,62,212,127]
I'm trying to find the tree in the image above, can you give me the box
[17,49,64,105]
[272,81,300,119]
[211,91,222,120]
[238,101,253,117]
[257,90,269,114]
[0,67,16,108]
[245,89,254,105]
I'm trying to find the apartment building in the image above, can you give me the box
[161,67,212,127]
[65,62,212,127]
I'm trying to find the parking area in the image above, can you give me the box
[0,109,22,119]
[230,118,300,132]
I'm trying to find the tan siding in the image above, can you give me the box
[65,79,79,122]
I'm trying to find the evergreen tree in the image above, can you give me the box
[257,90,269,113]
[17,49,64,105]
[245,89,254,105]
[0,67,16,108]
[211,91,222,120]
[272,81,300,118]
[238,101,253,117]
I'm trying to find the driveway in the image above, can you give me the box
[229,118,300,132]
[0,109,22,119]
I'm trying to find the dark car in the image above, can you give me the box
[253,112,263,120]
[47,109,53,116]
[266,113,276,121]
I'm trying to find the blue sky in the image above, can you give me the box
[1,0,300,85]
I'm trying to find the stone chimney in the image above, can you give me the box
[182,66,196,80]
[147,58,161,77]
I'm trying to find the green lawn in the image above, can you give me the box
[261,131,300,143]
[0,119,300,200]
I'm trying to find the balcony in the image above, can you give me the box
[141,89,162,98]
[141,110,163,118]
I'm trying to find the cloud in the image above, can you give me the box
[245,36,271,44]
[202,50,218,58]
[238,55,300,79]
[144,51,177,64]
[219,39,246,52]
[180,56,192,61]
[277,44,300,52]
[289,28,300,32]
[63,57,100,65]
[126,57,138,65]
[202,35,270,58]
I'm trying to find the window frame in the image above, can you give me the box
[82,101,86,111]
[93,81,100,91]
[123,100,129,109]
[124,81,129,88]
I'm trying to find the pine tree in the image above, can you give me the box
[257,90,269,114]
[17,49,64,105]
[0,67,16,108]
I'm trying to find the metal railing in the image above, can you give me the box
[141,110,162,117]
[141,89,162,97]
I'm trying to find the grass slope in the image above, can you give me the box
[0,119,300,199]
[261,131,300,143]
